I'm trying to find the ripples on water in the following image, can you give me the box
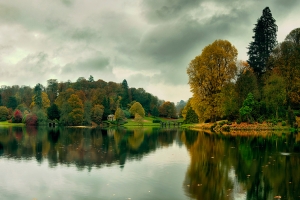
[0,127,300,200]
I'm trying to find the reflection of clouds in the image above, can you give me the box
[228,167,247,200]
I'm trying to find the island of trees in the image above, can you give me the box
[185,7,300,128]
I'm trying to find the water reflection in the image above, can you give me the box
[182,130,300,200]
[0,126,183,170]
[1,127,300,199]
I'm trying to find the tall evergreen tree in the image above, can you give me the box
[120,79,130,108]
[34,83,43,109]
[247,7,277,79]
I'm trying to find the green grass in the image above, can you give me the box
[124,116,184,127]
[0,121,25,127]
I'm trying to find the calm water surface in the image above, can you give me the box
[0,127,300,200]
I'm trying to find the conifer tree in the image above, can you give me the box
[247,7,277,79]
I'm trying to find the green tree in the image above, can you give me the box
[47,103,60,120]
[187,40,238,122]
[34,83,43,109]
[88,75,94,82]
[83,101,92,125]
[120,79,130,108]
[185,107,199,124]
[46,79,58,104]
[235,62,260,106]
[7,96,18,110]
[239,93,255,122]
[92,104,104,125]
[129,102,145,118]
[60,102,71,125]
[263,74,286,119]
[102,97,111,121]
[247,7,277,79]
[0,106,9,121]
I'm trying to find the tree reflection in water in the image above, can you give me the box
[182,130,300,200]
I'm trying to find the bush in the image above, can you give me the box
[219,121,226,126]
[153,119,161,123]
[272,118,278,125]
[257,116,264,124]
[281,121,287,126]
[0,106,9,121]
[222,125,230,132]
[12,109,23,123]
[237,119,241,124]
[25,114,38,126]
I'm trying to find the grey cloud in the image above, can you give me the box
[62,56,110,74]
[60,0,76,6]
[141,0,200,23]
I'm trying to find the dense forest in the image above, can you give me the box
[185,7,300,126]
[0,77,180,126]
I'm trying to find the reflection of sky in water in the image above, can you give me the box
[228,167,246,200]
[0,143,190,200]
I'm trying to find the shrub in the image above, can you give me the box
[281,121,287,126]
[13,109,23,123]
[0,106,9,121]
[25,114,38,126]
[237,119,241,124]
[257,116,264,124]
[153,119,161,123]
[272,118,278,125]
[219,121,226,126]
[222,126,230,132]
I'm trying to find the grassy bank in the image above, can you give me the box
[124,116,184,127]
[0,121,25,127]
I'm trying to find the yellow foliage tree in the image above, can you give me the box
[187,40,238,122]
[30,92,50,111]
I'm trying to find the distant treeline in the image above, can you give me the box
[0,77,181,126]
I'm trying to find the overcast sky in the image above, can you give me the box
[0,0,300,103]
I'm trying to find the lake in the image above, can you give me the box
[0,127,300,200]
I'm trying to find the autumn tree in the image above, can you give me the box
[247,7,277,79]
[187,40,238,122]
[12,109,22,123]
[129,102,145,118]
[31,92,50,111]
[114,107,125,126]
[269,28,300,108]
[159,101,177,118]
[92,104,104,125]
[67,94,84,125]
